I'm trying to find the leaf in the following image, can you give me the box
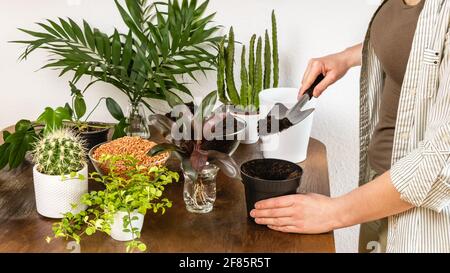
[112,118,128,140]
[207,150,240,179]
[37,107,72,133]
[2,131,11,142]
[0,143,12,170]
[138,243,147,252]
[74,96,87,119]
[6,131,35,168]
[195,91,217,122]
[15,119,32,132]
[106,97,124,121]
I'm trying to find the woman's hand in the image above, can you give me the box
[299,43,362,98]
[250,193,344,234]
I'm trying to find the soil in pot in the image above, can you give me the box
[172,113,246,155]
[240,159,303,218]
[71,122,110,150]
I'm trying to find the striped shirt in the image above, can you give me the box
[360,0,450,252]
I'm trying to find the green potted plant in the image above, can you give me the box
[32,129,88,219]
[148,92,242,213]
[0,82,126,171]
[46,155,179,253]
[217,11,279,144]
[14,0,222,137]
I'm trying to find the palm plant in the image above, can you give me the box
[13,0,222,112]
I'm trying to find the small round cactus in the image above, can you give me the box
[33,129,87,175]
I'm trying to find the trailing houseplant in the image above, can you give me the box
[46,155,179,253]
[0,82,126,171]
[32,129,88,218]
[13,0,222,137]
[217,11,279,144]
[148,92,241,213]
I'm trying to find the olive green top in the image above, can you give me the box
[367,0,425,175]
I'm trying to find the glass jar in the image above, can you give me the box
[126,102,150,139]
[183,164,219,214]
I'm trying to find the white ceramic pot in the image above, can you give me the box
[259,87,316,163]
[33,163,88,219]
[231,112,259,144]
[110,210,145,242]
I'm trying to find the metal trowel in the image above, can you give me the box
[259,74,324,136]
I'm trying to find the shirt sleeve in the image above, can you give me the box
[390,68,450,213]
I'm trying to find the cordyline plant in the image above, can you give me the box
[217,10,279,112]
[147,91,241,182]
[13,0,222,111]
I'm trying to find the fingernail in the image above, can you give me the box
[250,210,255,217]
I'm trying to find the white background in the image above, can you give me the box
[0,0,380,252]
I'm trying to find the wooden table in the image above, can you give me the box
[0,126,334,253]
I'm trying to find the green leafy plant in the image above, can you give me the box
[33,129,86,176]
[46,155,179,253]
[0,82,127,171]
[13,0,222,111]
[217,11,279,111]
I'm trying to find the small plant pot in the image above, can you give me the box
[110,210,145,242]
[32,163,88,219]
[259,88,315,163]
[77,122,110,151]
[231,111,259,144]
[240,159,303,218]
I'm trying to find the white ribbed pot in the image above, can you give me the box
[110,210,145,242]
[259,88,316,163]
[32,163,88,219]
[231,112,260,144]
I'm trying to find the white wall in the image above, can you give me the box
[0,0,379,252]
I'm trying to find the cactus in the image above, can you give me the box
[225,27,240,105]
[264,30,272,90]
[217,37,227,103]
[218,11,280,110]
[248,35,256,89]
[272,10,279,88]
[254,36,263,108]
[240,46,249,107]
[33,129,86,176]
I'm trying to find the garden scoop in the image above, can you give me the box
[259,74,324,136]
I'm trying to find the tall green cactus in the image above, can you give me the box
[248,35,256,89]
[217,37,227,103]
[272,10,279,88]
[254,36,263,108]
[33,129,86,176]
[264,30,272,90]
[225,27,240,105]
[240,46,249,106]
[218,11,280,110]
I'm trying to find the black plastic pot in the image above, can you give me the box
[77,122,110,151]
[240,159,303,217]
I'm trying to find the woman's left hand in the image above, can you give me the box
[250,193,343,234]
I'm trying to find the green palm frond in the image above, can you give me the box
[13,0,222,111]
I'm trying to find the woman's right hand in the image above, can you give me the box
[299,43,363,99]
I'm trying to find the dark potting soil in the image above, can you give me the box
[261,116,293,135]
[241,159,302,181]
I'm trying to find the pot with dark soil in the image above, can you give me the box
[240,158,303,217]
[71,122,110,150]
